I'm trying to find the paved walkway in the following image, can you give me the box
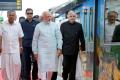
[0,55,93,80]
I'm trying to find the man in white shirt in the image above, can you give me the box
[0,10,24,80]
[105,11,119,43]
[105,11,119,52]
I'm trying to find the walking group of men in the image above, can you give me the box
[0,8,85,80]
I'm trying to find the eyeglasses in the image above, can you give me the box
[26,13,33,15]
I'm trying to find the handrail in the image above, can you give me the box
[104,42,120,46]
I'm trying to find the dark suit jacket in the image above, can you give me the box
[111,24,120,69]
[60,21,85,55]
[112,24,120,42]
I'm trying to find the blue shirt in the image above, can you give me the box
[21,19,39,47]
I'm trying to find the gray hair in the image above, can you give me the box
[41,11,51,17]
[7,10,16,15]
[67,10,77,18]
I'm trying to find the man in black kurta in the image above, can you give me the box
[60,11,85,80]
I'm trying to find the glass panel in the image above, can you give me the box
[98,0,120,80]
[99,43,120,80]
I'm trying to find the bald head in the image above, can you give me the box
[41,11,51,23]
[67,10,77,23]
[108,11,117,24]
[42,11,51,17]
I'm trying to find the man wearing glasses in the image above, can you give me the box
[20,8,39,80]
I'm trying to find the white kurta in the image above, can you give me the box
[0,21,24,80]
[105,22,119,52]
[105,23,116,43]
[32,22,62,72]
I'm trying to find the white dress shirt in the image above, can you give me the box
[0,21,24,54]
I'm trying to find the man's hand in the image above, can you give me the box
[0,46,2,55]
[20,47,23,54]
[80,51,87,62]
[57,49,62,57]
[34,54,38,61]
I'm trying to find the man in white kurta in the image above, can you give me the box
[0,10,24,80]
[105,11,119,52]
[32,11,62,80]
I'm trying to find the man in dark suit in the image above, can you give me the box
[20,8,39,80]
[60,11,85,80]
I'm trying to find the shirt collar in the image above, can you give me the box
[5,20,16,25]
[68,21,76,25]
[25,19,34,23]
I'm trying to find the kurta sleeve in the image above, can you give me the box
[55,24,63,49]
[18,23,24,38]
[0,24,3,36]
[32,24,40,54]
[60,23,64,36]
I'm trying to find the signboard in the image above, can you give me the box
[0,0,22,10]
